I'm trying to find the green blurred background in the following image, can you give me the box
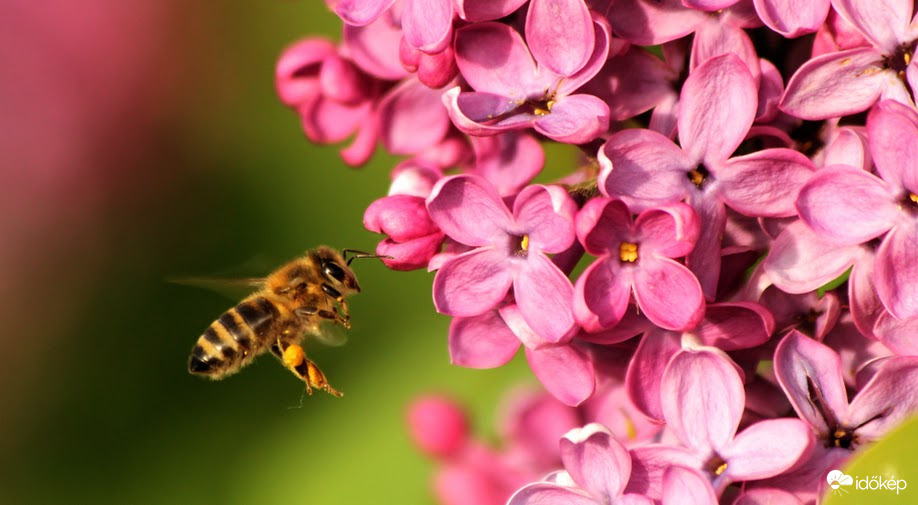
[0,2,532,503]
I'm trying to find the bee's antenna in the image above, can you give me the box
[342,249,392,266]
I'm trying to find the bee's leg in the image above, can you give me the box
[321,284,351,325]
[279,342,343,397]
[295,306,350,329]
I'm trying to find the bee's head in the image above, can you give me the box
[316,247,360,294]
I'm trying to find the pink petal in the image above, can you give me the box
[526,344,595,406]
[525,0,594,77]
[779,48,887,120]
[626,329,682,422]
[773,331,849,434]
[690,17,761,84]
[508,483,597,505]
[456,0,529,22]
[606,0,705,45]
[500,303,550,349]
[443,88,530,136]
[627,445,704,500]
[375,234,444,271]
[679,54,757,166]
[339,107,380,166]
[275,38,337,106]
[332,0,396,25]
[471,133,544,197]
[574,257,632,331]
[516,253,577,343]
[822,127,870,171]
[753,0,830,38]
[557,13,614,94]
[416,46,459,88]
[695,302,774,351]
[402,0,453,54]
[449,311,521,367]
[634,203,700,258]
[849,251,883,339]
[342,16,409,80]
[756,58,785,122]
[378,79,450,155]
[455,22,541,96]
[733,488,804,505]
[721,419,814,480]
[662,349,745,454]
[633,257,705,331]
[561,423,632,500]
[867,99,918,192]
[874,312,918,355]
[433,248,513,316]
[874,222,918,319]
[407,395,469,457]
[589,46,677,121]
[533,94,611,144]
[576,197,632,256]
[662,466,717,505]
[717,148,815,217]
[598,129,693,210]
[686,196,726,299]
[427,175,513,247]
[832,0,912,53]
[319,54,371,104]
[763,221,862,293]
[845,356,918,441]
[364,194,438,241]
[299,96,369,143]
[514,185,578,253]
[795,165,898,243]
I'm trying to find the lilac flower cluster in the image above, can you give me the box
[278,0,918,502]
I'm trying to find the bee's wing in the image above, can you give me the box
[306,320,349,347]
[167,276,265,300]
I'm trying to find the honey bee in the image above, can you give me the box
[187,247,384,396]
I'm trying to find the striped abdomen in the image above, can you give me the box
[188,296,279,378]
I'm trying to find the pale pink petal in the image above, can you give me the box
[823,127,870,170]
[684,0,739,9]
[416,46,459,88]
[500,303,550,349]
[627,445,705,500]
[561,423,632,500]
[874,312,918,355]
[773,331,849,434]
[589,46,677,121]
[514,185,578,253]
[649,93,680,139]
[332,0,397,25]
[779,48,887,120]
[339,106,380,166]
[598,129,693,210]
[516,253,577,342]
[754,0,830,38]
[626,329,682,422]
[526,344,595,406]
[433,248,513,316]
[686,196,726,299]
[435,462,508,505]
[471,133,544,197]
[275,38,337,106]
[845,356,918,441]
[679,54,757,166]
[717,148,814,217]
[695,302,774,351]
[456,0,529,22]
[633,257,705,331]
[455,22,541,96]
[867,99,918,191]
[407,395,469,457]
[662,466,717,505]
[633,203,700,258]
[342,17,408,80]
[402,0,453,54]
[721,419,814,480]
[319,54,371,104]
[533,94,611,144]
[576,197,632,256]
[375,234,443,271]
[662,350,745,453]
[874,222,918,319]
[733,488,804,505]
[443,88,529,136]
[526,0,594,77]
[378,79,450,155]
[364,194,438,240]
[449,311,521,367]
[299,97,369,143]
[607,0,706,45]
[508,482,597,505]
[849,251,883,339]
[557,13,613,94]
[756,58,784,122]
[690,18,761,84]
[427,175,513,246]
[763,221,862,293]
[832,0,912,52]
[795,165,898,243]
[575,258,632,331]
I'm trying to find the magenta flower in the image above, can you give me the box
[795,100,918,319]
[574,198,704,332]
[428,175,578,341]
[780,0,918,119]
[509,423,653,505]
[600,53,814,297]
[443,9,612,143]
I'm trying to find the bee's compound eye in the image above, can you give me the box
[323,261,346,283]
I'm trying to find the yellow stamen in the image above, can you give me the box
[619,242,638,263]
[715,462,728,476]
[906,52,912,65]
[621,408,637,441]
[909,192,918,204]
[688,169,705,187]
[520,234,530,252]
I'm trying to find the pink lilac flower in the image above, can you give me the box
[600,53,814,297]
[780,0,918,119]
[443,11,612,144]
[427,175,579,342]
[753,0,831,38]
[574,198,704,332]
[794,100,918,319]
